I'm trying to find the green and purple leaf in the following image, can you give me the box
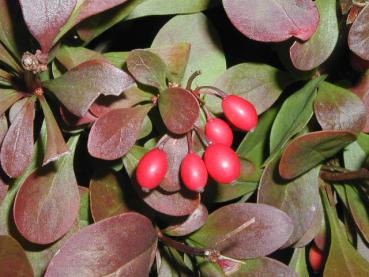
[223,0,319,42]
[87,105,152,160]
[279,131,356,179]
[19,0,77,53]
[349,5,369,61]
[43,60,135,116]
[0,89,23,117]
[351,74,369,133]
[44,213,157,277]
[13,136,80,244]
[0,115,8,146]
[0,97,35,178]
[190,203,293,259]
[290,0,338,71]
[159,87,200,134]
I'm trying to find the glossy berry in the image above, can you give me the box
[205,118,233,146]
[309,245,324,273]
[136,148,168,190]
[204,144,240,184]
[222,95,258,131]
[181,153,208,192]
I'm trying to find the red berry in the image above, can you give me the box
[204,144,240,184]
[309,245,324,273]
[205,118,233,146]
[181,153,208,192]
[222,95,258,131]
[136,148,168,190]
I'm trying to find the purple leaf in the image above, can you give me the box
[0,97,35,178]
[39,95,69,165]
[223,0,319,42]
[44,213,157,277]
[13,136,80,244]
[190,203,294,259]
[43,60,135,116]
[159,87,200,134]
[88,105,152,160]
[60,107,97,127]
[19,0,77,53]
[349,5,369,61]
[0,235,34,277]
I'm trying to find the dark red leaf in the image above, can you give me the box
[279,131,356,179]
[60,106,97,127]
[39,95,69,165]
[190,203,293,259]
[13,136,80,244]
[88,105,152,160]
[159,87,200,134]
[315,81,367,133]
[0,235,34,277]
[349,5,369,61]
[43,60,135,116]
[223,0,319,42]
[44,213,157,277]
[75,0,130,24]
[19,0,77,53]
[0,97,35,178]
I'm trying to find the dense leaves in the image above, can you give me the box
[349,5,369,61]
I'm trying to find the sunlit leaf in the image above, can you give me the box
[44,213,157,277]
[19,0,77,53]
[279,131,356,179]
[159,87,200,134]
[223,0,319,42]
[56,45,106,70]
[190,203,293,259]
[205,63,291,114]
[13,136,80,244]
[351,73,369,133]
[0,89,23,117]
[0,235,34,277]
[43,60,135,116]
[87,104,152,160]
[349,5,369,61]
[290,0,338,71]
[0,97,35,178]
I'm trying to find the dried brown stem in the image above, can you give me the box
[320,168,369,182]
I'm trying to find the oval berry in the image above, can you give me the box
[309,245,324,273]
[222,95,258,131]
[204,144,240,184]
[136,148,168,190]
[181,153,208,192]
[205,118,233,146]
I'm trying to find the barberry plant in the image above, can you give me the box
[0,0,368,277]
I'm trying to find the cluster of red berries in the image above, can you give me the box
[136,93,258,192]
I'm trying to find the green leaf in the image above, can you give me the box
[321,188,369,276]
[152,13,226,87]
[78,187,91,228]
[203,181,257,203]
[290,0,339,70]
[56,45,106,70]
[127,49,167,89]
[269,76,326,161]
[0,89,23,117]
[315,81,367,133]
[289,248,310,277]
[205,63,291,114]
[103,51,129,68]
[279,131,357,179]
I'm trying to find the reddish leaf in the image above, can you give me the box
[223,0,319,42]
[315,82,367,133]
[123,146,201,216]
[0,89,23,117]
[160,135,188,192]
[290,0,338,71]
[349,5,369,61]
[44,213,157,277]
[60,106,97,127]
[0,177,8,206]
[39,95,69,165]
[279,131,356,179]
[347,5,361,25]
[190,203,293,259]
[90,172,130,222]
[88,105,152,160]
[43,60,135,116]
[159,87,200,134]
[127,49,168,89]
[19,0,77,53]
[0,235,34,277]
[163,204,208,236]
[351,74,369,133]
[0,97,35,178]
[13,136,80,244]
[56,45,106,70]
[9,98,28,124]
[76,0,130,24]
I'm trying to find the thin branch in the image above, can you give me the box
[186,70,202,90]
[195,86,228,98]
[320,168,369,182]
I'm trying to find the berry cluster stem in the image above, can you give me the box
[195,86,228,98]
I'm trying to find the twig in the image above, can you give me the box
[320,168,369,182]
